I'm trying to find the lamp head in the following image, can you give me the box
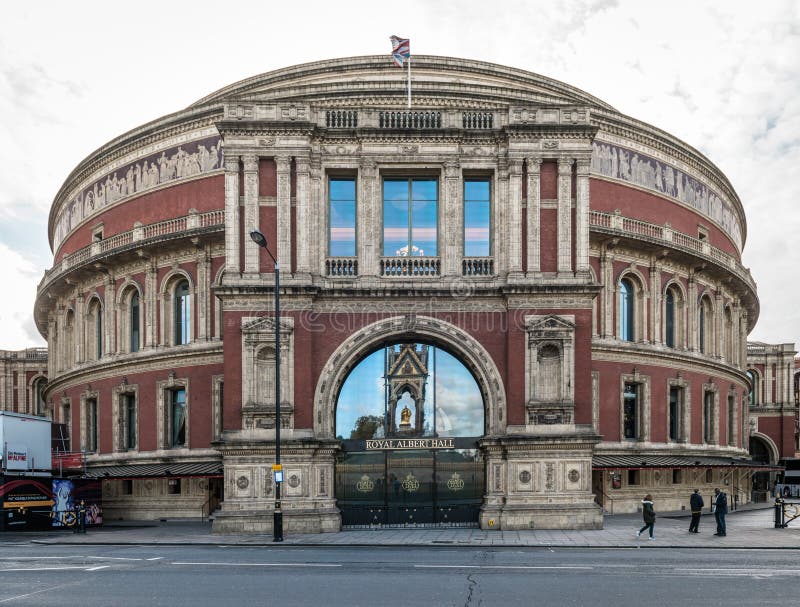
[250,230,268,249]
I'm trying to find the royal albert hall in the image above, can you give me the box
[35,56,769,533]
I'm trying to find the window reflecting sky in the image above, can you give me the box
[336,344,484,439]
[383,179,437,256]
[329,178,356,256]
[464,179,490,256]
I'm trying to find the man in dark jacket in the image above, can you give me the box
[689,489,704,533]
[713,488,728,536]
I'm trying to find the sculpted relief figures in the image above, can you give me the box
[54,136,224,249]
[591,141,742,250]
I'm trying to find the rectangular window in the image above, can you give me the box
[123,393,137,450]
[703,391,713,444]
[705,469,713,483]
[627,470,640,486]
[623,383,639,439]
[668,387,681,441]
[464,179,490,256]
[383,178,438,257]
[672,469,682,484]
[167,478,181,495]
[122,480,133,495]
[86,398,98,452]
[171,388,187,447]
[328,178,356,256]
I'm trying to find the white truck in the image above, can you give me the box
[0,412,52,477]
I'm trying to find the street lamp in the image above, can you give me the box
[249,229,283,542]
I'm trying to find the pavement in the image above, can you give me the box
[5,502,800,549]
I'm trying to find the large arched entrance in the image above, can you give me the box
[334,342,486,527]
[749,434,777,501]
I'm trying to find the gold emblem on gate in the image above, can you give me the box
[447,472,465,491]
[401,474,420,492]
[356,474,374,493]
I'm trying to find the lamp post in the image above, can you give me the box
[249,229,283,542]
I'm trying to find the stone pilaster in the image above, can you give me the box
[526,157,542,275]
[224,155,241,274]
[295,156,311,276]
[242,154,259,274]
[575,157,590,274]
[600,247,614,338]
[47,314,57,377]
[358,160,378,276]
[650,258,661,345]
[687,275,697,352]
[557,158,573,274]
[495,160,509,275]
[197,248,211,340]
[443,160,461,276]
[507,158,524,278]
[144,261,157,349]
[104,276,116,356]
[715,291,723,359]
[75,295,84,363]
[276,155,292,272]
[308,155,323,275]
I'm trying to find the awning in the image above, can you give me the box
[83,461,223,479]
[592,454,784,471]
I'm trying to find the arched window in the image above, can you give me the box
[34,377,47,416]
[619,278,634,342]
[665,289,675,348]
[96,307,103,358]
[130,292,140,352]
[174,280,191,345]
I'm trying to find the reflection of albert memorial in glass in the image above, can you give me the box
[388,344,428,435]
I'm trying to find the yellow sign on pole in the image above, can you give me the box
[272,464,282,471]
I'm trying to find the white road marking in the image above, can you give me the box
[86,556,142,561]
[86,565,110,571]
[414,565,592,570]
[0,566,89,572]
[0,556,85,560]
[146,557,163,561]
[171,561,341,568]
[0,582,80,604]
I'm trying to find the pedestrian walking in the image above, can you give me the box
[712,488,727,536]
[78,500,86,534]
[689,488,704,533]
[637,494,656,540]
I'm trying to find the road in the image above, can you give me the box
[1,543,798,606]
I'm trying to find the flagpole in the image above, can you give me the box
[407,56,411,109]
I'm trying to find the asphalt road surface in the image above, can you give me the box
[1,543,798,606]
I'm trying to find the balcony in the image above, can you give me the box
[462,257,494,276]
[380,257,441,277]
[325,257,358,277]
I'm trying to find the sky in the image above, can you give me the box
[1,0,798,352]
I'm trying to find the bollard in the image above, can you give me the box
[774,497,785,528]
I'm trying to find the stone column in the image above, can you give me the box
[687,275,697,352]
[739,310,749,368]
[75,295,85,363]
[276,156,292,272]
[526,157,542,275]
[600,247,614,338]
[715,291,724,359]
[295,156,311,276]
[557,158,573,274]
[443,160,461,276]
[48,314,57,377]
[145,261,158,349]
[243,154,260,274]
[575,157,591,274]
[224,156,241,274]
[358,160,378,276]
[507,158,524,278]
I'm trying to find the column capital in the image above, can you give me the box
[224,156,240,172]
[444,159,461,178]
[276,155,292,171]
[242,154,259,172]
[507,158,524,174]
[557,157,574,174]
[294,156,310,174]
[526,157,543,172]
[576,157,591,175]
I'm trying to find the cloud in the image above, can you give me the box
[0,243,46,349]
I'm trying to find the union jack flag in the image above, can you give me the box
[390,36,410,67]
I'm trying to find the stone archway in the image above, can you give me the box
[313,315,507,439]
